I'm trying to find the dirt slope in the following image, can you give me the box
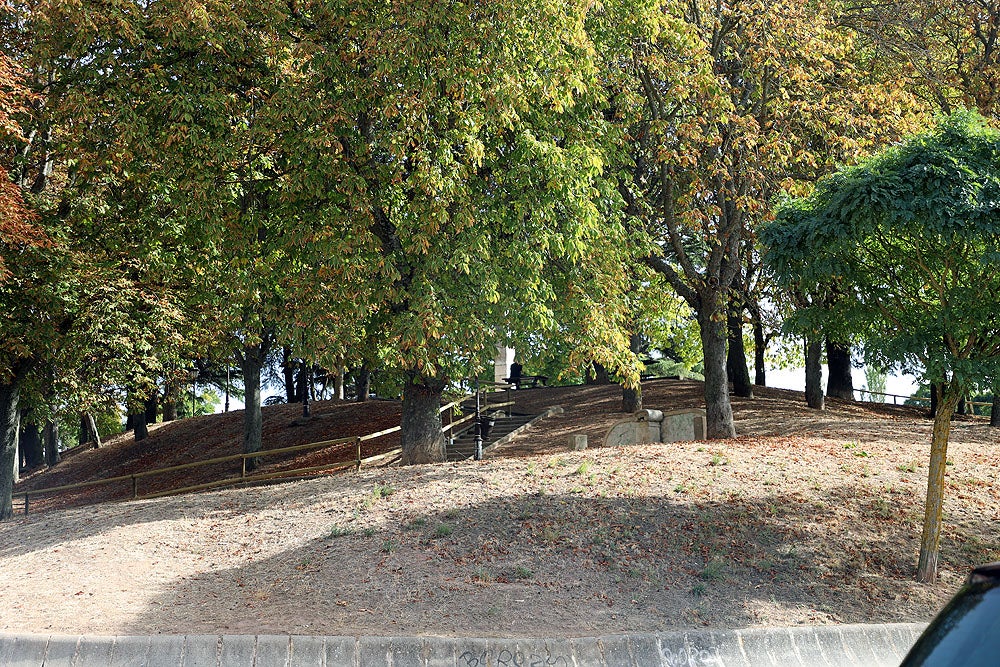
[2,380,998,637]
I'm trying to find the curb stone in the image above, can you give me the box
[0,624,926,667]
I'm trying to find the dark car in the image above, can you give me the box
[899,562,1000,666]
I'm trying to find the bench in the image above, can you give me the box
[503,362,547,390]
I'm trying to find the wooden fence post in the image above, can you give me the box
[131,475,137,499]
[355,437,362,471]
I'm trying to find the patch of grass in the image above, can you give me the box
[362,527,377,537]
[372,484,396,499]
[700,558,726,582]
[324,525,353,539]
[690,582,708,597]
[709,452,728,466]
[434,523,454,538]
[513,565,534,580]
[897,461,919,473]
[575,460,592,476]
[442,508,460,520]
[541,527,562,543]
[380,539,396,554]
[853,449,872,458]
[843,441,858,450]
[472,566,494,583]
[405,517,427,530]
[526,462,537,476]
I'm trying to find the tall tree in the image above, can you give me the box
[764,111,1000,583]
[594,0,923,437]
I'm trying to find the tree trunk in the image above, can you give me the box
[622,332,643,412]
[916,381,962,583]
[44,420,59,467]
[0,377,21,520]
[294,362,307,403]
[825,339,854,400]
[957,395,967,416]
[753,317,766,386]
[805,338,825,410]
[21,420,43,470]
[699,307,736,438]
[400,375,446,464]
[238,343,268,471]
[132,410,148,441]
[334,365,345,400]
[929,384,938,418]
[356,365,371,403]
[726,308,753,398]
[991,394,1000,427]
[85,413,101,448]
[586,362,611,385]
[11,416,19,485]
[144,390,158,424]
[282,346,296,403]
[162,383,178,422]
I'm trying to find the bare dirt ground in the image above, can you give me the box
[2,380,999,637]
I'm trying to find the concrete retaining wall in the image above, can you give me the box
[0,624,926,666]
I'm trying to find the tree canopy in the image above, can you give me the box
[763,110,1000,582]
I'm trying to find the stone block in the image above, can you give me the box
[358,636,391,667]
[288,636,326,667]
[7,633,51,667]
[661,409,707,442]
[218,635,255,667]
[423,636,454,667]
[323,637,356,667]
[253,635,290,666]
[605,421,661,448]
[109,636,151,667]
[182,635,220,667]
[568,434,588,451]
[38,635,79,667]
[145,635,186,667]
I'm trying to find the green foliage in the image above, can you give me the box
[765,110,1000,389]
[174,388,220,420]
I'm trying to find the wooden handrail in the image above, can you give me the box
[18,382,521,513]
[857,388,992,408]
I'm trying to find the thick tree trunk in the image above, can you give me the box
[825,339,854,400]
[929,384,938,418]
[699,307,736,438]
[586,362,611,385]
[916,382,962,583]
[356,365,371,403]
[805,338,825,410]
[44,420,59,467]
[991,394,1000,427]
[957,395,967,416]
[238,343,268,471]
[42,420,58,466]
[726,308,753,398]
[144,391,158,424]
[622,332,643,412]
[0,378,21,520]
[162,383,178,422]
[753,318,766,386]
[21,420,43,470]
[400,375,447,465]
[132,411,148,441]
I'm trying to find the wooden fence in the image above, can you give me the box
[18,384,515,515]
[856,388,992,410]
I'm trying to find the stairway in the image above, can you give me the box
[446,411,538,461]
